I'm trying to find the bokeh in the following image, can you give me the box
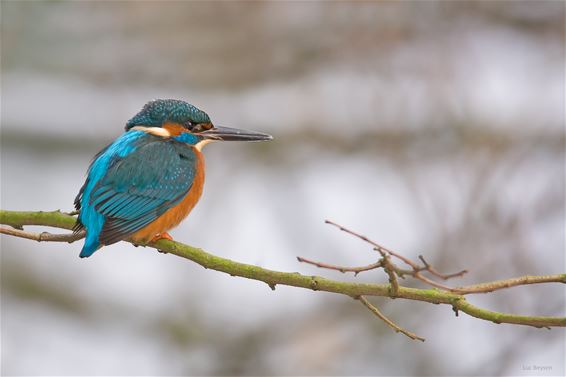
[1,1,564,375]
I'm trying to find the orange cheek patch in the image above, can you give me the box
[162,122,187,136]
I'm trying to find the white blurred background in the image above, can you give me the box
[1,1,564,375]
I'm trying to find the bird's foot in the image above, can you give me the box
[150,232,174,242]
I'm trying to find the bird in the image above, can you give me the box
[73,99,272,258]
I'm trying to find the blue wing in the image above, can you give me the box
[75,132,196,257]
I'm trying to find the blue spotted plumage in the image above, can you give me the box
[74,99,272,258]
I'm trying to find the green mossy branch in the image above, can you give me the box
[1,209,565,331]
[1,209,77,230]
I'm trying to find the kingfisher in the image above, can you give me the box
[74,99,272,258]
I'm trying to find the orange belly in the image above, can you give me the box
[130,147,205,242]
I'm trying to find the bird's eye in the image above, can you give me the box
[187,122,213,133]
[183,121,195,130]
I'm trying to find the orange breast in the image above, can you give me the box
[130,147,205,242]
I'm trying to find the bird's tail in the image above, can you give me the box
[80,234,101,258]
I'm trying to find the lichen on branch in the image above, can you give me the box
[1,209,565,342]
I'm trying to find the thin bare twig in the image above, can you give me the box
[367,244,400,295]
[409,269,461,292]
[418,255,468,280]
[322,221,566,296]
[380,254,399,296]
[324,220,469,292]
[296,256,383,275]
[358,296,425,342]
[325,220,418,269]
[0,226,85,243]
[454,274,566,294]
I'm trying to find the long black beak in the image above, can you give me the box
[200,126,273,142]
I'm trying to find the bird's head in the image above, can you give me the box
[125,99,272,149]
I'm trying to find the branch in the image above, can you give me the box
[454,275,566,294]
[418,255,468,280]
[1,209,565,338]
[1,226,85,243]
[323,220,469,292]
[296,256,383,275]
[358,296,425,342]
[315,221,564,296]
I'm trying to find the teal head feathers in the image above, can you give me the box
[126,99,211,130]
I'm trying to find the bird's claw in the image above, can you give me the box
[150,232,174,242]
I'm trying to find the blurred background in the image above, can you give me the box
[1,1,564,375]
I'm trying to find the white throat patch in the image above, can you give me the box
[131,126,172,137]
[194,139,217,151]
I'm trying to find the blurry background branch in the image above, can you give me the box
[2,209,565,341]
